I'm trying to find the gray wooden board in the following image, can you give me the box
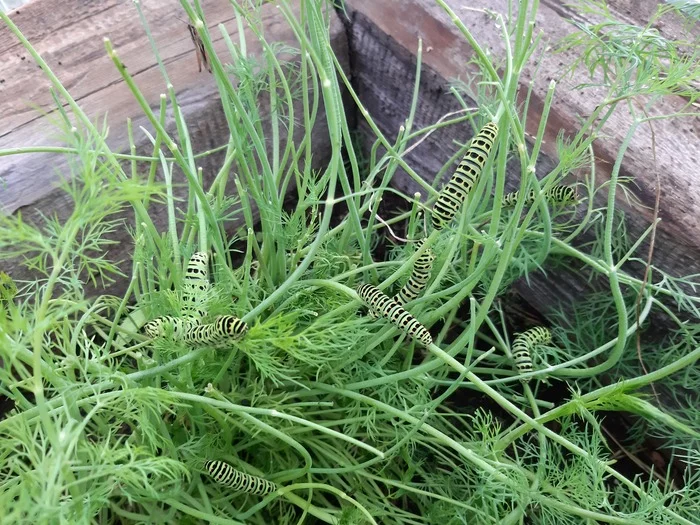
[0,0,349,296]
[342,0,700,321]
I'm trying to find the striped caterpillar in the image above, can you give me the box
[356,283,433,347]
[204,460,277,496]
[145,252,247,344]
[432,122,499,230]
[512,326,551,382]
[144,315,248,344]
[181,251,210,321]
[502,185,577,208]
[393,239,435,306]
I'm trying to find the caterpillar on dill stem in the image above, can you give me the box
[181,251,210,321]
[502,185,578,208]
[144,315,248,344]
[356,283,433,347]
[431,121,499,230]
[144,252,248,344]
[204,460,277,496]
[511,326,551,382]
[367,194,435,308]
[392,238,435,307]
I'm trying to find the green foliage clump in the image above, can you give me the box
[1,1,700,524]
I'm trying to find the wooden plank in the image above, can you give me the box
[342,0,700,315]
[0,0,348,293]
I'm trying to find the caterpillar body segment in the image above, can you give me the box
[502,185,577,208]
[144,315,197,339]
[204,460,277,496]
[181,251,210,320]
[431,122,499,230]
[546,185,578,205]
[393,239,435,306]
[182,315,248,344]
[356,283,433,347]
[512,326,551,382]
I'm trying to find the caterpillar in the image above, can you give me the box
[356,283,433,347]
[511,326,551,382]
[431,121,499,230]
[181,252,210,320]
[204,460,277,496]
[393,239,435,306]
[145,315,247,344]
[502,185,577,208]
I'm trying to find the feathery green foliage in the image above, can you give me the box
[1,0,700,523]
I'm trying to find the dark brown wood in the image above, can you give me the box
[342,0,700,316]
[0,0,348,294]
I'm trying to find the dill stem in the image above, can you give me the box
[502,344,700,446]
[168,391,384,459]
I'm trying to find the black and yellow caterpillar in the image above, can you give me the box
[512,326,551,382]
[181,251,210,320]
[144,315,248,344]
[356,283,433,347]
[502,185,577,208]
[144,251,248,345]
[204,460,277,496]
[393,239,435,306]
[431,121,499,230]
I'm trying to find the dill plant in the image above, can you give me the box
[1,0,700,523]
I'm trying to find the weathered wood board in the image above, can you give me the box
[0,0,348,294]
[342,0,700,320]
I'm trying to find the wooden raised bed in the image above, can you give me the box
[1,0,698,518]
